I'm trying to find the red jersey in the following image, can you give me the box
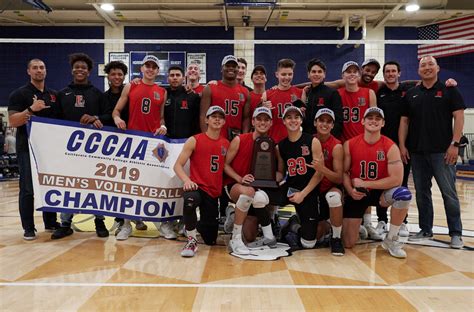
[338,87,371,142]
[318,135,342,193]
[265,86,303,143]
[348,134,395,185]
[249,91,263,118]
[193,84,205,97]
[128,82,165,133]
[190,133,230,198]
[225,133,255,185]
[209,81,249,139]
[359,80,379,93]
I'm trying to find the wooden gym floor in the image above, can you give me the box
[0,177,473,311]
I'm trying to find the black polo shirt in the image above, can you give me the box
[401,80,465,153]
[8,82,58,153]
[303,82,343,138]
[377,82,416,144]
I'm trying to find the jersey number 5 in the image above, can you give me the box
[210,155,219,172]
[141,98,151,114]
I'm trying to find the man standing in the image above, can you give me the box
[113,54,167,240]
[302,58,343,138]
[52,53,111,240]
[261,59,303,144]
[200,55,250,140]
[174,106,229,257]
[186,62,204,96]
[237,57,253,92]
[249,65,267,117]
[400,56,465,249]
[8,59,59,240]
[343,107,411,258]
[374,61,414,237]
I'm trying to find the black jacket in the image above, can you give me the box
[164,86,201,139]
[56,83,112,125]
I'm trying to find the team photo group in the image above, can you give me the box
[8,50,466,260]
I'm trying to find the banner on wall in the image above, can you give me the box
[129,51,186,86]
[28,117,187,222]
[109,52,131,83]
[187,53,207,84]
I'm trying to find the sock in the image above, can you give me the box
[186,229,197,239]
[233,224,243,239]
[332,225,342,238]
[123,219,131,226]
[363,214,372,227]
[387,224,401,240]
[262,224,274,239]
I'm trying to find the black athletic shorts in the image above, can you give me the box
[343,189,383,219]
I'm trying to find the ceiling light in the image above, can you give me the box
[100,3,114,11]
[405,3,420,12]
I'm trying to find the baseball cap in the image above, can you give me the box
[363,107,385,119]
[361,58,381,70]
[142,55,160,67]
[206,105,226,117]
[282,106,303,118]
[221,55,238,66]
[341,61,360,74]
[252,106,272,119]
[315,108,335,121]
[251,65,266,78]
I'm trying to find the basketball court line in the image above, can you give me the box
[0,282,472,291]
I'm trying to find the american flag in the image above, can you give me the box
[417,15,474,59]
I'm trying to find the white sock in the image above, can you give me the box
[332,225,342,238]
[123,219,131,226]
[262,225,274,239]
[387,224,401,240]
[363,214,372,227]
[186,229,197,239]
[233,224,243,239]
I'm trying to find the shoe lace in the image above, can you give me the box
[184,237,197,250]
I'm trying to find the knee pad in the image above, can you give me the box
[253,190,269,208]
[300,237,317,249]
[183,191,200,214]
[325,191,342,208]
[383,186,412,209]
[236,194,253,212]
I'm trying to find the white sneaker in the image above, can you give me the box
[181,236,198,257]
[366,225,383,241]
[375,221,387,236]
[382,236,407,258]
[399,223,409,237]
[159,221,177,240]
[359,225,368,240]
[230,236,250,255]
[116,224,132,240]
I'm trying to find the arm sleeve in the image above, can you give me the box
[447,87,466,112]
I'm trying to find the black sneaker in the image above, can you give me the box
[330,237,345,256]
[51,226,73,240]
[271,213,282,240]
[408,230,433,241]
[45,222,61,232]
[95,218,109,237]
[23,228,37,241]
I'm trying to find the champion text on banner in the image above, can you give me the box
[28,117,187,222]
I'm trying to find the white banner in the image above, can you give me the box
[28,117,187,222]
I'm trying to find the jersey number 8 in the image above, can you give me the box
[141,98,151,114]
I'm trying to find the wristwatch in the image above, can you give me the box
[451,141,460,147]
[27,106,35,114]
